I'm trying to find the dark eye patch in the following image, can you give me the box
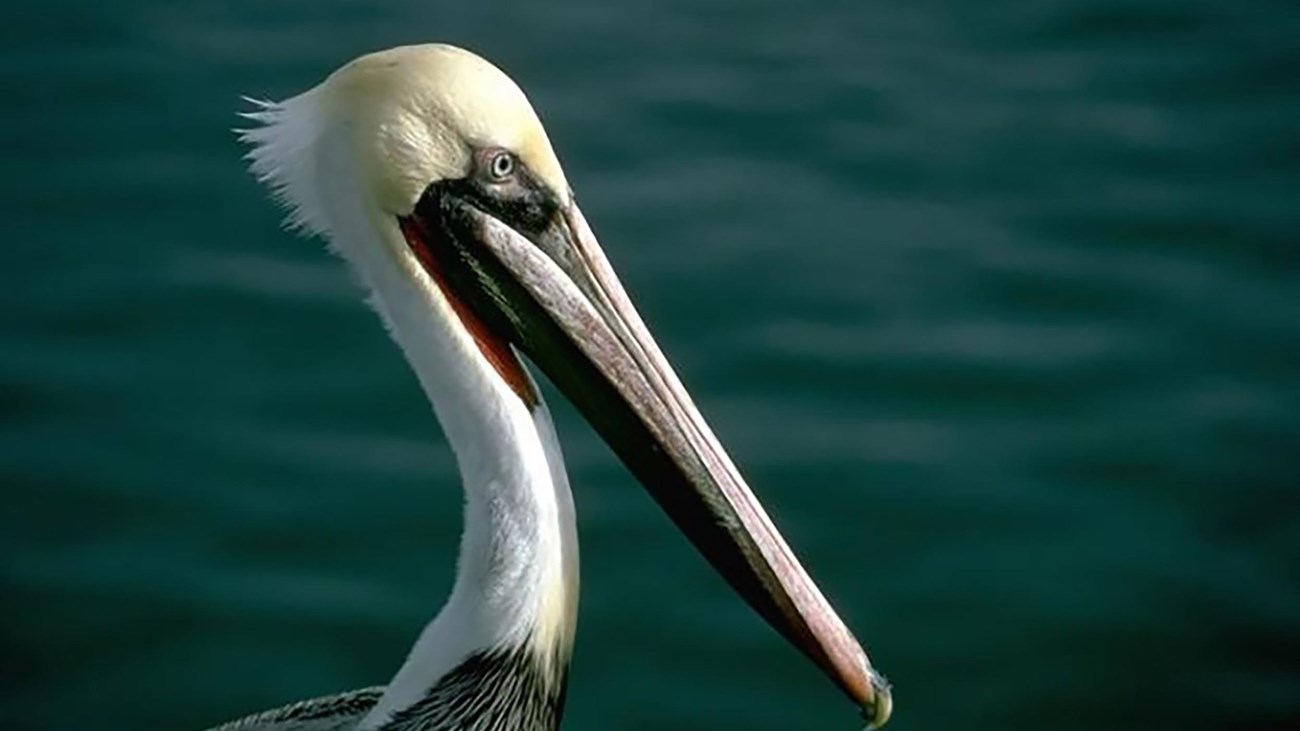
[451,150,560,237]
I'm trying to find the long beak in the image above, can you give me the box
[406,189,891,728]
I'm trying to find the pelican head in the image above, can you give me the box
[238,44,889,730]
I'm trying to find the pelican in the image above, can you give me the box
[217,44,890,731]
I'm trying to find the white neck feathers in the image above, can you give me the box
[241,89,579,729]
[358,219,580,728]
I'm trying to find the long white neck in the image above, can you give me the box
[240,83,580,728]
[320,191,579,728]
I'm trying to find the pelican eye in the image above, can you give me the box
[488,151,515,181]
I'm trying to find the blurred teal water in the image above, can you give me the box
[3,2,1298,730]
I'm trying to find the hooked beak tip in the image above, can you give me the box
[861,669,893,730]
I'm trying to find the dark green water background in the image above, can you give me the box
[4,2,1298,730]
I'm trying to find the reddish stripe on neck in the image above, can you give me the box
[398,216,539,408]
